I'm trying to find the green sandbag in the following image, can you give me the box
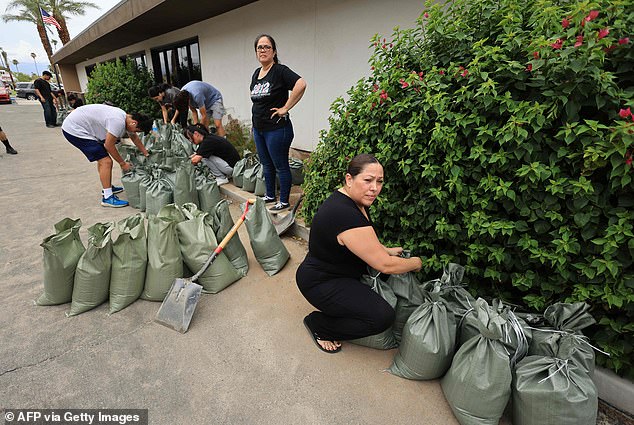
[176,207,243,293]
[232,151,252,188]
[37,218,85,306]
[67,222,114,317]
[388,271,427,343]
[109,214,147,314]
[245,198,290,276]
[441,298,512,425]
[195,172,222,213]
[121,168,148,209]
[211,200,249,276]
[173,162,199,207]
[138,173,151,212]
[437,263,475,322]
[174,131,194,156]
[289,157,304,185]
[145,172,174,216]
[512,355,597,425]
[350,270,398,349]
[528,302,596,375]
[254,164,266,196]
[390,282,456,379]
[142,204,185,301]
[242,159,259,193]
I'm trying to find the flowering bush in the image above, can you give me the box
[303,0,634,377]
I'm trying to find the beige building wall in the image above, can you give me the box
[75,0,424,151]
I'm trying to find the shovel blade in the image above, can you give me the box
[154,278,203,333]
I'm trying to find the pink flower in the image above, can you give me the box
[439,70,445,75]
[627,157,633,166]
[562,18,570,28]
[525,64,533,72]
[619,37,630,45]
[551,38,564,49]
[424,12,429,18]
[574,35,584,48]
[619,107,632,119]
[379,90,388,102]
[461,69,469,77]
[400,79,409,88]
[598,28,609,39]
[585,10,599,22]
[533,51,539,59]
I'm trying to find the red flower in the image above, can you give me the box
[562,18,570,28]
[370,66,375,70]
[627,157,633,166]
[439,70,445,75]
[400,79,409,88]
[574,35,584,48]
[551,39,564,49]
[372,84,379,92]
[585,10,599,22]
[604,45,617,53]
[461,69,469,77]
[619,37,630,45]
[379,90,388,101]
[619,107,632,119]
[598,28,609,39]
[390,43,393,48]
[525,64,533,72]
[533,51,539,59]
[424,12,429,18]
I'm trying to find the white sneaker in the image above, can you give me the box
[215,176,229,186]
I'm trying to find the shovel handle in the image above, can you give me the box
[190,199,255,281]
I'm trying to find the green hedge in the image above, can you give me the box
[85,58,159,118]
[302,0,634,377]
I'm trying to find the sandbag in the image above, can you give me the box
[211,199,249,276]
[145,171,174,216]
[245,198,290,276]
[142,204,185,301]
[109,214,147,314]
[254,164,266,196]
[388,271,427,342]
[173,162,199,207]
[242,158,259,193]
[67,222,114,316]
[176,205,243,293]
[232,152,251,188]
[289,157,304,185]
[138,173,152,212]
[390,281,456,380]
[195,171,222,213]
[121,168,148,209]
[512,355,597,425]
[528,302,596,375]
[37,218,85,306]
[441,298,512,425]
[350,270,398,350]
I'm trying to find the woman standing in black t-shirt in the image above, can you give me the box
[296,154,423,353]
[250,34,307,211]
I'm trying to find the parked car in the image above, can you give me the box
[15,82,62,100]
[0,85,11,104]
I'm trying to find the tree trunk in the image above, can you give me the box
[37,23,54,64]
[55,14,71,44]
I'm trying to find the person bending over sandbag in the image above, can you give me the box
[185,124,240,186]
[296,154,422,353]
[61,104,152,207]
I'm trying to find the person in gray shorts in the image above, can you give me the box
[174,80,226,137]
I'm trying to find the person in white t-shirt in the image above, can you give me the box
[61,104,153,207]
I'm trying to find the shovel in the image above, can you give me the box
[271,195,303,236]
[155,199,255,333]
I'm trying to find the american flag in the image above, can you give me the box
[40,8,61,30]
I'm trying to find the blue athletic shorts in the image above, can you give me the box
[62,130,109,162]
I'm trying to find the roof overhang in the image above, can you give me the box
[53,0,257,65]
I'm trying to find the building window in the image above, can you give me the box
[120,51,147,68]
[151,38,201,88]
[85,64,96,78]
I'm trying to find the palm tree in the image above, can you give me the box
[3,0,53,63]
[12,59,20,73]
[48,0,99,45]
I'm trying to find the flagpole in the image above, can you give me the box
[35,0,63,94]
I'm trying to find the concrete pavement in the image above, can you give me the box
[0,102,466,425]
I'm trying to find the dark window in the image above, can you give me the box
[85,64,96,78]
[119,51,147,68]
[151,38,201,88]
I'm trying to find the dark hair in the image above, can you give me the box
[186,124,209,138]
[347,154,380,177]
[67,93,77,101]
[42,70,52,77]
[148,83,172,98]
[254,34,279,64]
[130,112,153,134]
[173,90,191,110]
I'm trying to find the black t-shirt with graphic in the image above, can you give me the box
[250,63,301,131]
[196,134,240,168]
[34,78,53,101]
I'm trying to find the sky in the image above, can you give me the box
[0,0,122,76]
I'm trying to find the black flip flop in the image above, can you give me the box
[303,317,341,354]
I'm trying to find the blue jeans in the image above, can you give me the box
[41,98,57,126]
[253,121,294,204]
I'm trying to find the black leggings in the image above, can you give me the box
[296,261,395,341]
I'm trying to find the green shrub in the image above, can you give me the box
[85,58,160,118]
[225,115,256,156]
[303,0,634,377]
